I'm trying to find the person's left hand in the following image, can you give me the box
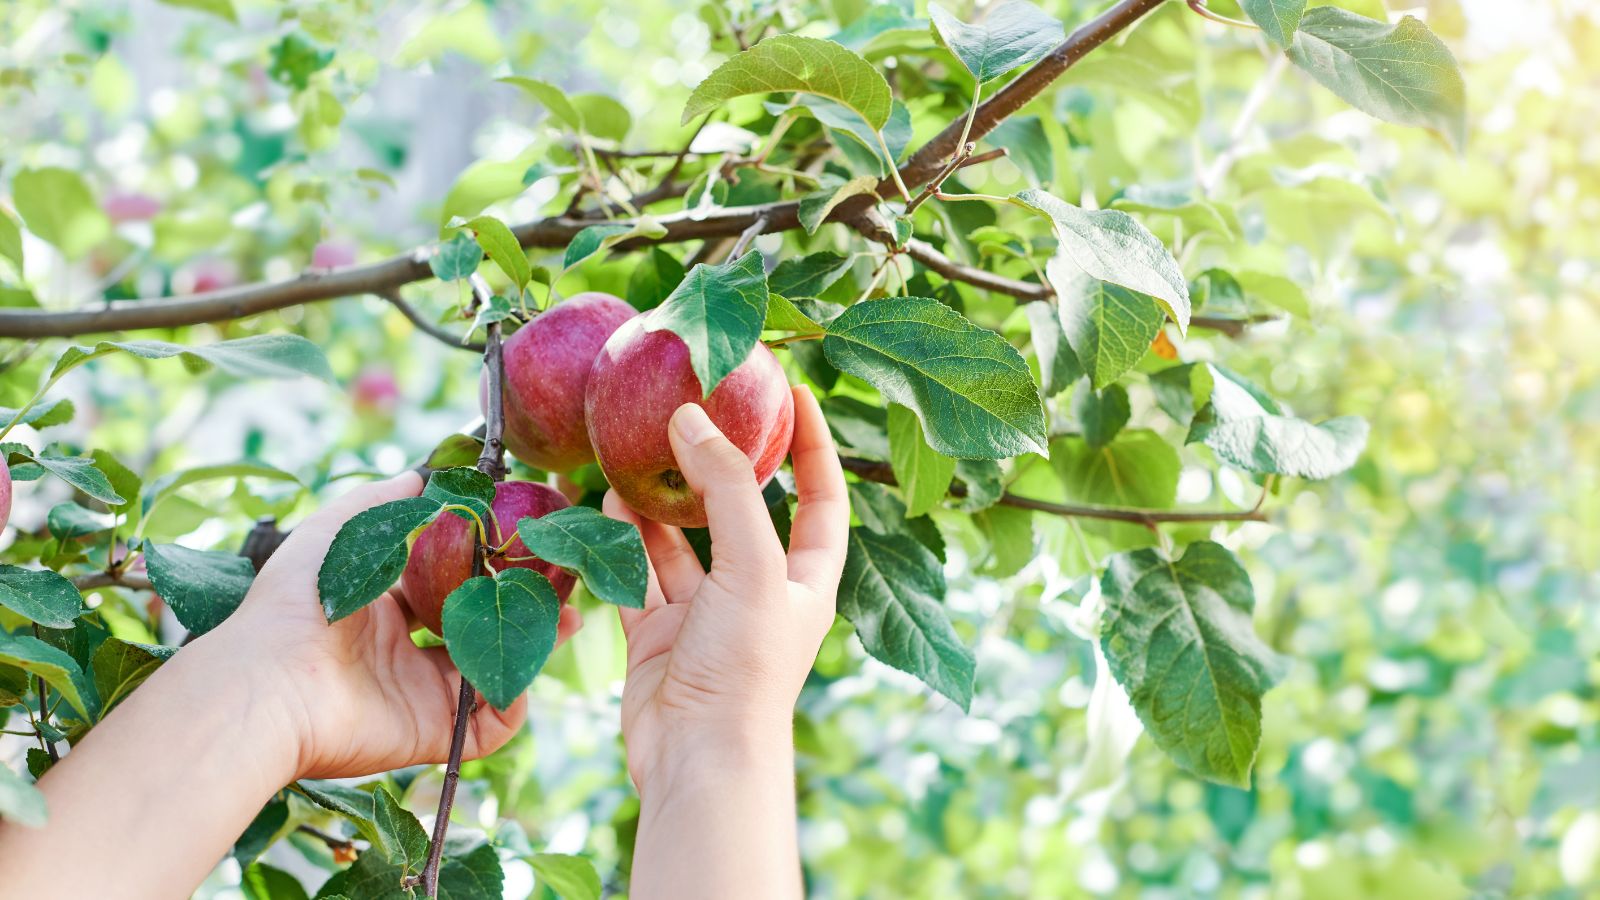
[193,472,583,781]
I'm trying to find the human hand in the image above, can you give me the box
[603,386,849,794]
[193,472,583,781]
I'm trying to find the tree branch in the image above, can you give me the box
[379,290,484,353]
[70,571,155,591]
[838,454,1268,526]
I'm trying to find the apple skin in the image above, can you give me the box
[352,366,400,414]
[399,481,576,636]
[103,191,162,223]
[485,292,636,473]
[585,315,794,528]
[312,240,357,269]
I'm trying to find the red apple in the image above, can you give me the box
[179,259,237,295]
[484,292,635,472]
[585,315,794,528]
[352,366,400,414]
[103,191,162,223]
[312,239,357,269]
[399,480,576,635]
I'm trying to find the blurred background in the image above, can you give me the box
[2,0,1597,897]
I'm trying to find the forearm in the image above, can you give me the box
[632,727,803,900]
[0,629,300,899]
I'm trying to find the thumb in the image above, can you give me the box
[667,404,783,577]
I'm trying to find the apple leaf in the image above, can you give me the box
[1100,541,1286,788]
[90,639,173,717]
[562,218,667,272]
[762,294,826,335]
[530,854,602,900]
[1240,0,1305,48]
[29,453,125,505]
[0,760,47,828]
[47,503,112,541]
[156,0,237,23]
[767,251,852,298]
[423,467,496,535]
[499,76,583,132]
[0,398,73,431]
[0,207,23,273]
[293,780,381,845]
[372,786,429,873]
[799,96,911,177]
[928,0,1065,84]
[11,167,110,260]
[648,249,770,396]
[429,232,482,282]
[1054,430,1180,512]
[1011,189,1190,333]
[626,247,686,311]
[46,335,335,384]
[462,215,531,297]
[142,542,256,637]
[1051,267,1168,390]
[0,632,97,721]
[0,565,87,628]
[572,92,632,142]
[318,496,444,622]
[514,507,648,609]
[838,526,975,710]
[1073,384,1131,450]
[1287,9,1466,150]
[683,35,893,129]
[441,568,562,710]
[798,175,880,234]
[1024,302,1082,397]
[849,481,945,562]
[424,433,485,471]
[822,296,1048,459]
[140,461,299,519]
[887,404,955,519]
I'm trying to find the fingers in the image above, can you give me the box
[667,403,785,582]
[556,604,583,645]
[639,520,704,604]
[255,472,425,596]
[785,387,850,595]
[418,646,527,761]
[303,471,425,532]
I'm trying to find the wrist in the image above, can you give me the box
[634,717,796,800]
[174,624,308,787]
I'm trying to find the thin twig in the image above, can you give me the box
[296,824,357,856]
[32,626,59,762]
[1186,0,1259,30]
[837,455,1270,526]
[378,290,485,353]
[728,212,770,259]
[71,571,155,591]
[906,142,976,215]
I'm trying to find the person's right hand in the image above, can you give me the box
[602,386,849,794]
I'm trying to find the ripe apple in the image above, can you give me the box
[585,315,794,528]
[399,480,576,635]
[352,366,400,414]
[312,239,357,269]
[485,292,635,472]
[103,191,162,223]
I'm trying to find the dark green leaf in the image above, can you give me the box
[887,404,955,518]
[430,232,482,281]
[984,115,1052,187]
[142,542,255,636]
[1073,384,1130,450]
[1287,9,1466,150]
[424,467,496,532]
[92,638,174,718]
[928,0,1064,83]
[1240,0,1306,47]
[372,786,429,872]
[49,335,334,383]
[767,251,852,298]
[318,497,444,622]
[1053,269,1166,390]
[439,842,505,900]
[1188,365,1369,479]
[1024,302,1082,397]
[683,35,893,129]
[1054,430,1179,511]
[563,219,667,272]
[242,862,309,900]
[234,799,290,867]
[530,854,602,900]
[515,507,647,609]
[469,294,516,337]
[650,250,769,396]
[839,527,973,709]
[0,398,73,431]
[295,780,379,845]
[32,454,124,504]
[823,296,1047,459]
[0,565,86,627]
[0,632,96,720]
[1100,541,1286,787]
[953,459,1004,513]
[850,481,945,562]
[442,569,561,710]
[0,762,47,828]
[626,247,686,311]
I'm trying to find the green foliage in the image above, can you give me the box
[649,250,769,395]
[513,507,648,609]
[141,542,255,636]
[317,497,443,622]
[441,569,562,711]
[683,35,892,129]
[928,0,1064,84]
[1240,0,1306,47]
[0,566,84,627]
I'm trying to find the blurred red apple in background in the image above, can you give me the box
[485,292,635,472]
[351,366,400,414]
[178,259,237,294]
[585,315,794,528]
[399,481,576,635]
[312,239,357,269]
[0,461,11,531]
[103,191,162,223]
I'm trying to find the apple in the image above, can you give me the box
[179,259,237,295]
[485,292,635,472]
[585,315,794,528]
[399,480,576,635]
[312,239,357,269]
[352,366,400,414]
[103,191,162,223]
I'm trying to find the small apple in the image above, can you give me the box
[585,315,794,528]
[351,366,400,414]
[485,292,635,472]
[399,481,576,635]
[312,239,357,269]
[103,191,162,224]
[179,259,238,295]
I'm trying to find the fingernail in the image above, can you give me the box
[670,403,718,445]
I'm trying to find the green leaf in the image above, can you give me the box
[514,507,648,609]
[0,207,23,273]
[11,167,110,259]
[91,638,173,716]
[142,542,255,636]
[0,398,73,431]
[1011,189,1189,332]
[0,632,96,720]
[88,450,140,515]
[462,215,531,296]
[626,247,686,311]
[953,459,1005,513]
[156,0,237,22]
[976,506,1034,577]
[1054,430,1180,512]
[0,762,47,828]
[985,115,1052,187]
[1287,9,1466,150]
[241,862,308,900]
[430,232,482,281]
[1024,302,1082,397]
[499,77,583,132]
[48,335,335,383]
[839,527,974,710]
[469,294,516,337]
[1100,541,1286,787]
[887,404,955,518]
[269,32,333,91]
[928,0,1064,83]
[798,175,880,234]
[572,93,631,142]
[425,433,486,471]
[1052,268,1167,390]
[372,786,429,873]
[649,249,769,396]
[0,565,86,628]
[763,294,825,336]
[801,96,911,177]
[141,461,299,520]
[1193,408,1369,480]
[48,498,109,539]
[850,481,945,562]
[424,466,496,533]
[32,454,125,505]
[1073,384,1130,450]
[823,296,1047,459]
[294,780,380,845]
[683,35,893,129]
[318,497,444,622]
[767,251,852,298]
[439,842,505,900]
[530,854,602,900]
[1240,0,1305,47]
[562,218,668,272]
[1235,270,1310,319]
[441,569,562,710]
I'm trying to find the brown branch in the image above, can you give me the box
[838,455,1268,526]
[296,824,357,859]
[71,571,155,591]
[379,290,484,353]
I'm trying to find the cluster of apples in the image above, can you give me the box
[398,292,795,634]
